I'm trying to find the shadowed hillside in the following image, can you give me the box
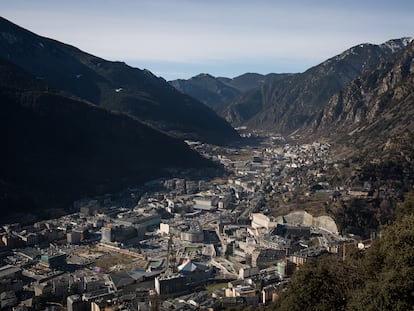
[0,60,217,222]
[0,17,239,145]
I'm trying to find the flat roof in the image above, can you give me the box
[193,205,217,211]
[0,265,22,278]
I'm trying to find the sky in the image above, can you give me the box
[1,0,413,80]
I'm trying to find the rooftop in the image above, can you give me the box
[0,265,22,279]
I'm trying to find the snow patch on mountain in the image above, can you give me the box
[380,37,413,53]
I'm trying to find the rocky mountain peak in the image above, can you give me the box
[223,37,412,133]
[380,37,413,53]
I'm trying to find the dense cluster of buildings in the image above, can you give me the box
[1,137,381,310]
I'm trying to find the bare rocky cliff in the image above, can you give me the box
[224,38,412,134]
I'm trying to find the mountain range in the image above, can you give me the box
[0,17,239,145]
[171,38,412,135]
[169,72,291,113]
[2,16,414,220]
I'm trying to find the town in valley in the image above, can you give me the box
[0,132,394,311]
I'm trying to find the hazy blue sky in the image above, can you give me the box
[1,0,413,80]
